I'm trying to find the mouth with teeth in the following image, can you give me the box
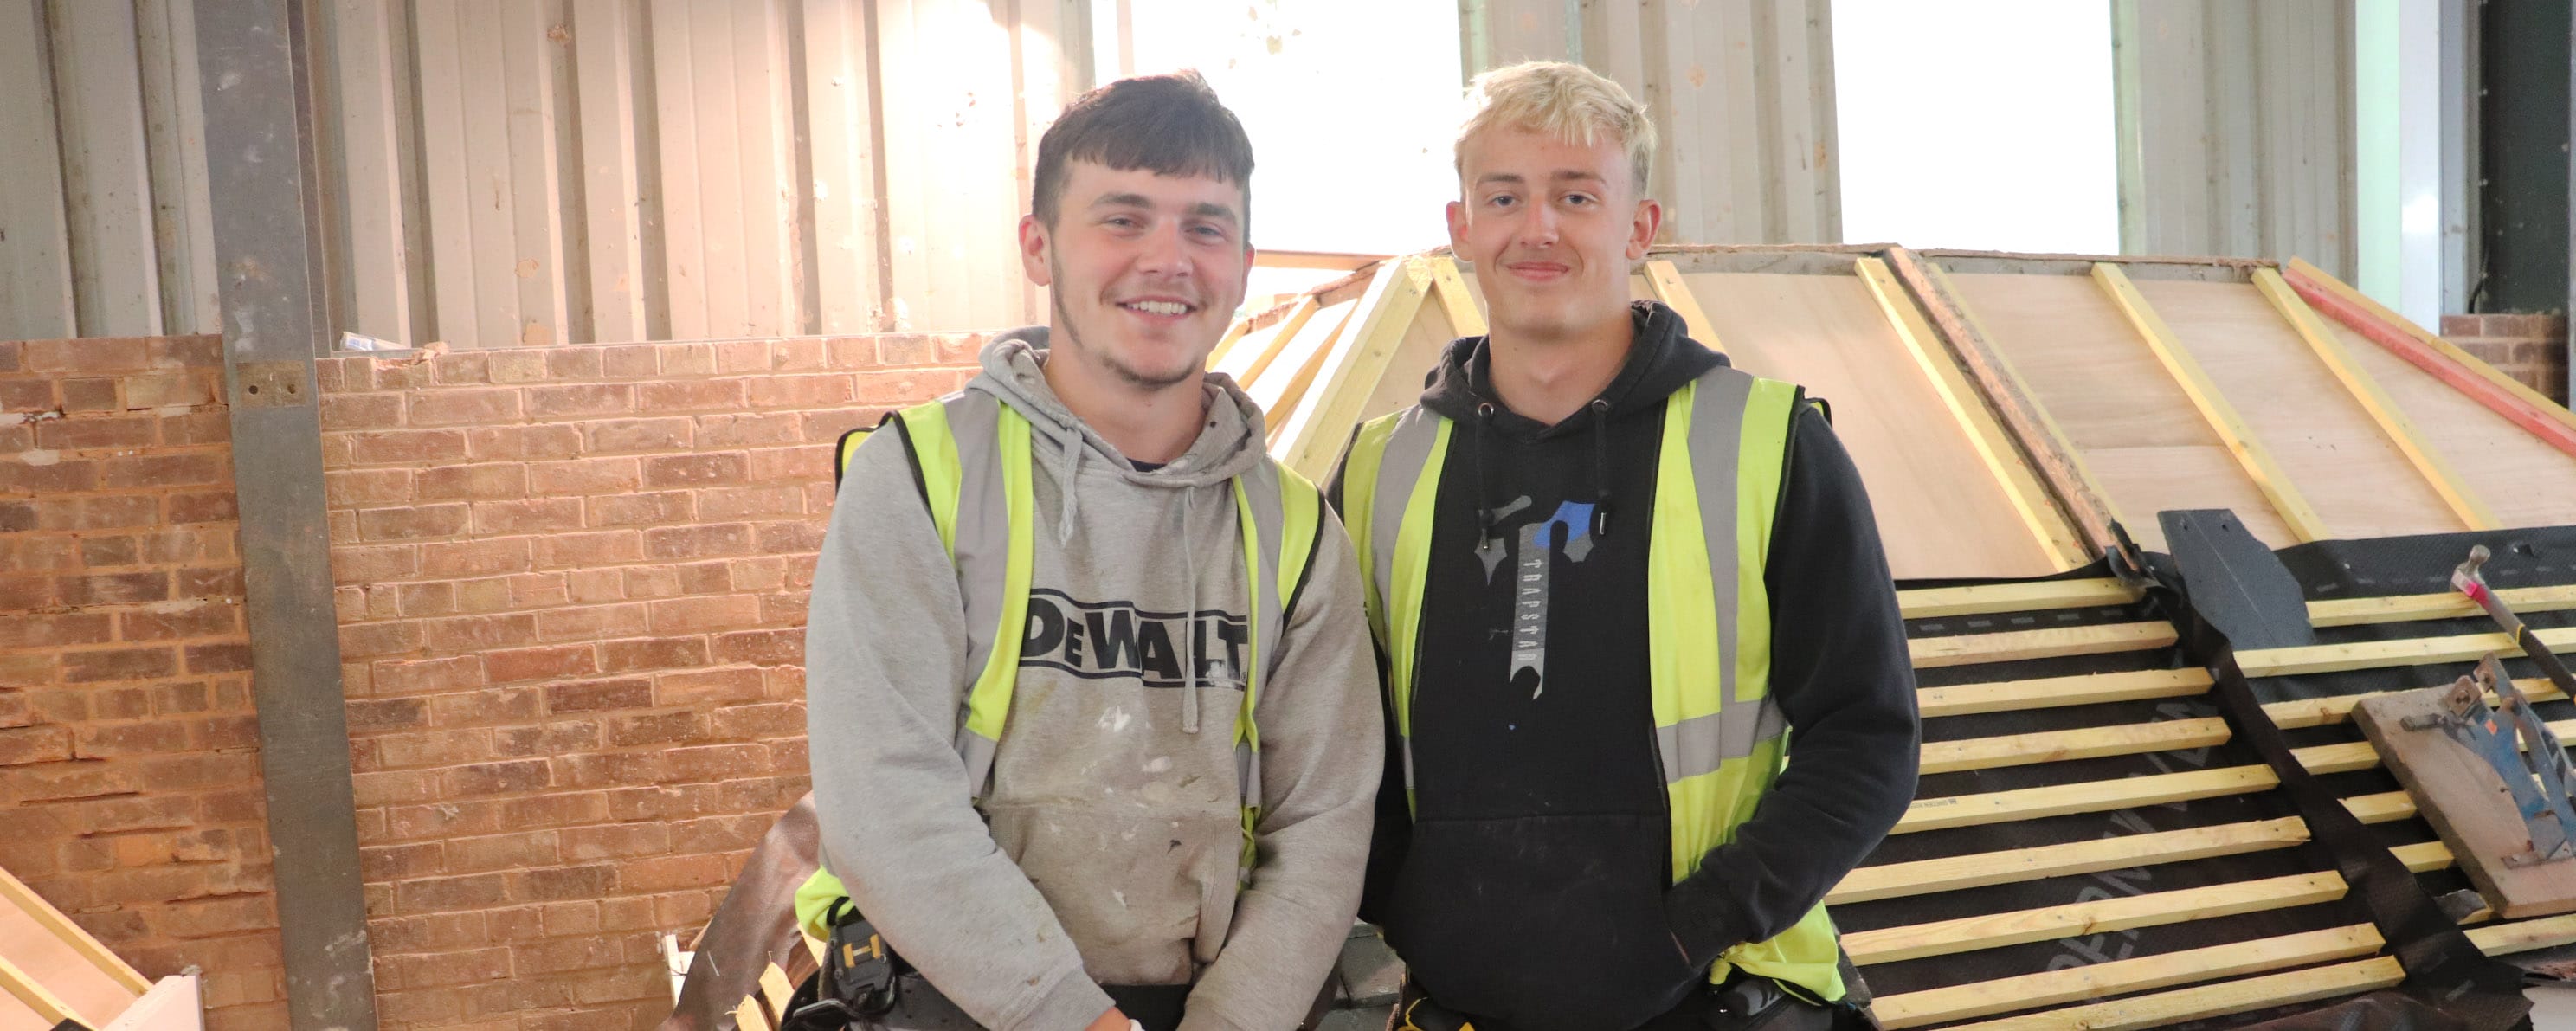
[1119,299,1195,318]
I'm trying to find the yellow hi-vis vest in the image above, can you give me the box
[1337,365,1844,1002]
[795,390,1325,939]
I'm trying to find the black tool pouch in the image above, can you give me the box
[1701,975,1840,1031]
[781,899,914,1030]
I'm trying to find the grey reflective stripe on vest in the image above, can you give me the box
[1370,408,1444,795]
[1234,460,1292,809]
[937,392,1014,793]
[1658,369,1786,785]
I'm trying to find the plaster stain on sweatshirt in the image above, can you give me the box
[1097,706,1133,732]
[1143,756,1172,774]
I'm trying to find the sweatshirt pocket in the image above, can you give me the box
[986,802,1241,986]
[1384,811,1697,1031]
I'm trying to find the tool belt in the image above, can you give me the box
[781,899,914,1030]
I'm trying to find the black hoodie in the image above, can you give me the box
[1330,302,1919,1031]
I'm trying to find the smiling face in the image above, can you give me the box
[1448,126,1659,345]
[1021,159,1253,390]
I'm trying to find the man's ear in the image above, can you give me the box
[1446,200,1468,251]
[1019,215,1052,286]
[1626,197,1663,261]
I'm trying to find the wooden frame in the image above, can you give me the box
[1893,765,2277,835]
[2091,262,2331,543]
[1272,256,1433,477]
[1860,257,2091,569]
[1844,871,2347,966]
[2236,625,2576,678]
[1908,622,2177,669]
[1897,578,2141,620]
[2307,586,2576,628]
[1889,249,2123,559]
[2281,257,2576,461]
[1830,817,2310,905]
[1642,258,1720,353]
[1426,256,1485,338]
[1919,668,2213,719]
[2251,268,2498,531]
[1934,957,2404,1031]
[1920,718,2231,776]
[1869,923,2386,1028]
[2263,677,2564,728]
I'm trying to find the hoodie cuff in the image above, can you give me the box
[1002,968,1117,1031]
[1663,873,1749,970]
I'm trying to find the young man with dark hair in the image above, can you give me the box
[803,72,1381,1031]
[1335,62,1918,1031]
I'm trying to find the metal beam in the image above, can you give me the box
[191,2,379,1028]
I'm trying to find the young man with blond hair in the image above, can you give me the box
[1333,61,1918,1031]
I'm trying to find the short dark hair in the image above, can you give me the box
[1031,70,1253,232]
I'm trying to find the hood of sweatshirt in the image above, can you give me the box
[1419,300,1725,438]
[970,325,1269,493]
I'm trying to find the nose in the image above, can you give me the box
[1135,221,1193,279]
[1517,202,1558,248]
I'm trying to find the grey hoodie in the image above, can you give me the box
[806,329,1383,1030]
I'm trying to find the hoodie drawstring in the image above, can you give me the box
[1055,437,1083,544]
[1588,397,1614,538]
[1179,486,1202,734]
[1472,403,1499,551]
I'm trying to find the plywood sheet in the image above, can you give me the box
[2354,687,2576,918]
[2138,279,2462,540]
[1350,297,1467,432]
[0,899,133,1029]
[1947,272,2290,551]
[2333,319,2576,530]
[1247,299,1356,429]
[1686,272,2061,579]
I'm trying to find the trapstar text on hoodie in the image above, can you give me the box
[1019,589,1249,688]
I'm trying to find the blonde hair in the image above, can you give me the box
[1455,61,1658,194]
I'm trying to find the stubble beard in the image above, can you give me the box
[1048,252,1202,390]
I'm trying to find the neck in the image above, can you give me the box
[1484,312,1633,426]
[1039,344,1208,466]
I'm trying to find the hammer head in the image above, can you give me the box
[2456,544,2494,591]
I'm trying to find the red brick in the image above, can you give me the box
[557,826,668,868]
[616,853,731,892]
[710,702,805,741]
[566,568,623,603]
[529,456,641,495]
[0,612,113,648]
[99,453,223,489]
[600,637,708,673]
[24,338,149,372]
[486,350,547,383]
[0,501,33,532]
[756,520,828,554]
[583,417,694,454]
[747,445,833,484]
[543,346,605,380]
[118,601,240,640]
[641,453,747,489]
[0,573,58,609]
[698,484,806,519]
[761,591,809,625]
[168,490,239,524]
[408,388,524,426]
[486,645,598,684]
[805,409,887,443]
[696,412,805,448]
[372,656,485,694]
[584,492,692,529]
[473,498,584,534]
[185,641,253,673]
[63,647,177,683]
[0,726,73,765]
[0,341,16,372]
[671,813,772,854]
[337,621,422,660]
[446,830,561,873]
[332,544,418,584]
[427,686,543,729]
[0,653,54,689]
[605,710,703,747]
[770,339,828,370]
[0,457,98,493]
[320,392,402,430]
[648,595,761,634]
[544,678,655,712]
[396,581,457,615]
[346,697,430,731]
[325,468,412,506]
[636,380,747,412]
[357,503,470,540]
[349,429,467,465]
[416,463,528,500]
[122,371,215,408]
[535,603,650,642]
[657,667,766,706]
[872,335,936,366]
[526,383,634,417]
[158,410,229,445]
[422,613,541,653]
[493,721,599,757]
[855,370,956,405]
[448,759,552,796]
[421,538,531,577]
[643,523,751,560]
[534,530,642,570]
[58,570,169,606]
[73,720,190,757]
[0,379,56,412]
[36,416,156,450]
[747,376,856,409]
[387,944,512,986]
[467,423,583,461]
[509,864,617,906]
[32,493,160,531]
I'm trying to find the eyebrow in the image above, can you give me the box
[1473,170,1609,187]
[1087,192,1241,226]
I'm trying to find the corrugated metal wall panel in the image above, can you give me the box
[9,0,1080,347]
[1466,0,1841,246]
[2114,0,2358,275]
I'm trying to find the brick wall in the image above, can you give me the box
[316,333,980,1028]
[0,336,284,1027]
[2442,313,2572,406]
